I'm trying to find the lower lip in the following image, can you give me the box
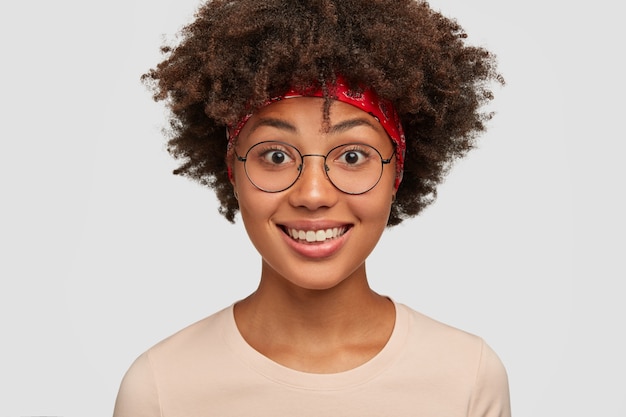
[280,228,350,259]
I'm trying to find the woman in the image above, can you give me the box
[114,0,509,415]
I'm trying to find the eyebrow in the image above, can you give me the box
[328,118,379,134]
[248,118,297,135]
[248,116,379,136]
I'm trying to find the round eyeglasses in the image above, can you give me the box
[234,141,395,194]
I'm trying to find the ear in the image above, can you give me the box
[228,165,236,186]
[226,152,237,187]
[227,164,239,201]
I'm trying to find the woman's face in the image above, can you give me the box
[230,97,396,291]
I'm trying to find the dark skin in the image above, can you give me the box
[143,0,502,225]
[230,98,396,373]
[142,0,502,372]
[234,271,395,373]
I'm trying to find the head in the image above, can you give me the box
[142,0,503,226]
[229,96,398,289]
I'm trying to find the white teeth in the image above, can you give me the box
[288,227,346,242]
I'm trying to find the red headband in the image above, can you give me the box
[227,77,405,189]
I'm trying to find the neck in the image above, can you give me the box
[233,261,395,373]
[240,261,382,327]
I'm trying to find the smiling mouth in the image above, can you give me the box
[282,226,350,243]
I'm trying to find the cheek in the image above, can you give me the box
[237,188,281,227]
[237,195,270,245]
[351,189,393,226]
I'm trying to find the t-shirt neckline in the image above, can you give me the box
[221,300,409,390]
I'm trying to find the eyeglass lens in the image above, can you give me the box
[239,141,390,194]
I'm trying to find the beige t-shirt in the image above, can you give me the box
[113,302,510,416]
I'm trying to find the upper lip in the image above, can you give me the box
[277,220,353,232]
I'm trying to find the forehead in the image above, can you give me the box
[233,97,396,155]
[245,97,388,136]
[259,97,365,117]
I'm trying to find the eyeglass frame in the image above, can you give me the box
[234,140,396,195]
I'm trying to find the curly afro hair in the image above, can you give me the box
[142,0,503,225]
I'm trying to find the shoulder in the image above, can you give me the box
[396,303,511,416]
[113,306,233,416]
[148,305,231,359]
[113,351,160,417]
[400,303,498,357]
[401,303,508,376]
[400,303,485,350]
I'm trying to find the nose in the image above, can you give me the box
[288,154,339,210]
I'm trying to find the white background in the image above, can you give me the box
[1,0,624,416]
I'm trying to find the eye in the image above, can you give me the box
[342,150,362,165]
[335,146,371,167]
[251,142,298,169]
[262,149,293,165]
